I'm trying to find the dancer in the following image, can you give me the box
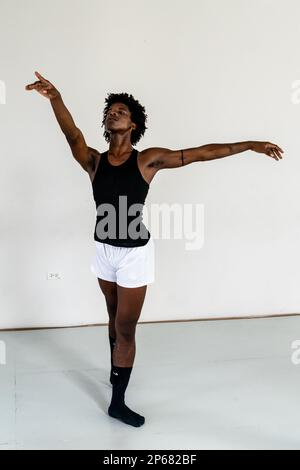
[25,71,284,428]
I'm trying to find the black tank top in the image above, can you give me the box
[92,148,151,247]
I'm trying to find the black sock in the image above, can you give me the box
[108,365,145,427]
[109,335,116,384]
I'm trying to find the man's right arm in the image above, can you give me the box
[26,71,97,173]
[50,95,95,172]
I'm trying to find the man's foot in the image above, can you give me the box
[108,402,145,427]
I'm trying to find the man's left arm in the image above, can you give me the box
[143,141,284,170]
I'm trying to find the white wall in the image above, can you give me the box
[1,0,300,329]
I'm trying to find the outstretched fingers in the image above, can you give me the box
[34,71,49,83]
[25,71,51,91]
[267,143,284,161]
[25,81,40,90]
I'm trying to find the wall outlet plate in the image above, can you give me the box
[47,272,62,280]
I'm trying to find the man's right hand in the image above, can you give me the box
[25,71,61,100]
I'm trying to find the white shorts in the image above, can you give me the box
[90,237,155,288]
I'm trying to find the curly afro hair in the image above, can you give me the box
[101,92,148,146]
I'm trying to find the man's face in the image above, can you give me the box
[105,102,135,133]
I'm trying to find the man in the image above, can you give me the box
[25,71,284,428]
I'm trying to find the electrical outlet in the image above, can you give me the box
[47,272,62,280]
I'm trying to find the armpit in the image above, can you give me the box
[88,148,101,173]
[148,159,163,169]
[88,153,96,172]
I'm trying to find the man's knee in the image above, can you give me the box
[115,316,137,341]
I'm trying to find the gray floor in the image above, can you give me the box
[1,316,300,450]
